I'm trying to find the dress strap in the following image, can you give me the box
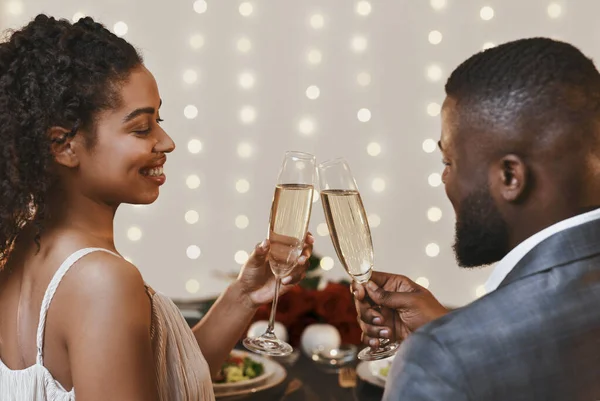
[35,247,121,366]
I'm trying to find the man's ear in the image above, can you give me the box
[491,154,528,203]
[48,127,80,168]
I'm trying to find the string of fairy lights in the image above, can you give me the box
[1,0,567,303]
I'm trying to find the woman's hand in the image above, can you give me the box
[195,233,313,376]
[235,232,315,308]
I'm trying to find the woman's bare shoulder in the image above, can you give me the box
[52,250,152,335]
[50,251,158,400]
[65,251,146,295]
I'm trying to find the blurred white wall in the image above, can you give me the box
[1,0,591,306]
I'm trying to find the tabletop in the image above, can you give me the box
[217,347,386,401]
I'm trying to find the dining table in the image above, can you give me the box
[180,301,388,400]
[216,345,386,401]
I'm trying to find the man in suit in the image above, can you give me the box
[354,37,600,400]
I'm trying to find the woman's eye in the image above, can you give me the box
[134,128,151,135]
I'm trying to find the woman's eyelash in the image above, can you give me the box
[134,118,163,135]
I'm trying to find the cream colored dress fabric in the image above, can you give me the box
[0,247,215,401]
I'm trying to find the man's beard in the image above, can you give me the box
[453,186,510,268]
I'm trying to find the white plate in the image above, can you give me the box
[357,359,393,389]
[368,356,394,383]
[212,350,275,391]
[213,358,286,398]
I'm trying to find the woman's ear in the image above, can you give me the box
[48,127,80,168]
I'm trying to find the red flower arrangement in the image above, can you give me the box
[245,254,362,347]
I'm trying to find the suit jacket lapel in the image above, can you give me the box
[499,218,600,289]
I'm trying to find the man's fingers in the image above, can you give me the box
[361,322,393,340]
[357,306,384,325]
[352,282,366,301]
[362,335,381,349]
[354,298,379,326]
[369,271,422,294]
[368,271,409,288]
[365,280,418,310]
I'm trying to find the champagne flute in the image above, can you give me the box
[317,158,399,361]
[243,151,316,356]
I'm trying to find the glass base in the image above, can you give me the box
[357,340,399,361]
[243,332,293,357]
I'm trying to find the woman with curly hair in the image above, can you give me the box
[0,14,314,401]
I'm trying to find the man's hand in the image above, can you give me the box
[353,272,449,348]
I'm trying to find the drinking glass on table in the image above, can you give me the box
[243,151,316,356]
[317,158,399,361]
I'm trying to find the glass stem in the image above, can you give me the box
[266,277,282,334]
[390,308,397,345]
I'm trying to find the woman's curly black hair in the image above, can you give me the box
[0,14,142,267]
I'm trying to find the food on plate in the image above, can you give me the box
[213,353,265,384]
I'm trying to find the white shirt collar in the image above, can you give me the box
[484,207,600,293]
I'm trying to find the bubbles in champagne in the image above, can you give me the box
[268,184,314,276]
[321,190,373,283]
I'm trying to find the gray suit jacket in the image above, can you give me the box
[383,219,600,401]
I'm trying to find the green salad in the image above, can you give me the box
[214,353,265,384]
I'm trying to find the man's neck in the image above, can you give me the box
[507,206,597,251]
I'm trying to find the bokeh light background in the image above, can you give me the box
[1,0,587,306]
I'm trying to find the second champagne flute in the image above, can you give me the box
[243,151,316,356]
[318,157,399,361]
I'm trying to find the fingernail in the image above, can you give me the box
[379,329,390,338]
[298,256,307,265]
[369,339,378,347]
[373,317,382,325]
[352,291,358,298]
[367,281,378,291]
[281,276,293,285]
[260,239,268,250]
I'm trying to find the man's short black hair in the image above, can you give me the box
[445,37,600,146]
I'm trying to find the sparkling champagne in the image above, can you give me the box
[321,189,373,283]
[268,183,314,276]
